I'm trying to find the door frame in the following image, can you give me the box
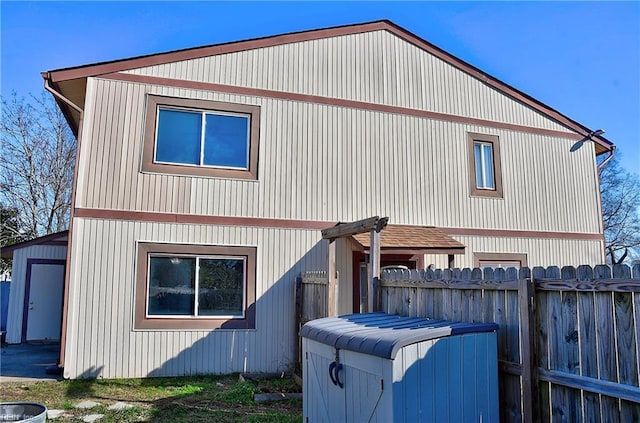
[21,258,66,343]
[351,252,421,313]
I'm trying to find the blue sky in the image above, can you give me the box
[2,1,639,174]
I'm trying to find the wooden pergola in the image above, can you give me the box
[321,216,389,316]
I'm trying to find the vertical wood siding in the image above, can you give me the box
[63,217,326,379]
[125,30,572,133]
[78,77,601,236]
[5,245,67,344]
[450,235,604,268]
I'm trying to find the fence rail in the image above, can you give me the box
[380,264,640,423]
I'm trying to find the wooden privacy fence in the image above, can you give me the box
[381,264,640,423]
[295,271,330,366]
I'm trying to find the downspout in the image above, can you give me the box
[44,77,83,114]
[43,73,84,375]
[597,145,616,171]
[595,143,615,264]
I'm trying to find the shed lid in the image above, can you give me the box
[300,312,498,359]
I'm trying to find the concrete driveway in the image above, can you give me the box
[0,343,62,382]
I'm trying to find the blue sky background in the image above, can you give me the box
[2,1,639,174]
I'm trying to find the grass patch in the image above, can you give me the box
[0,374,301,422]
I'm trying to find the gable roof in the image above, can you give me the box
[1,230,69,259]
[352,225,465,254]
[43,20,613,154]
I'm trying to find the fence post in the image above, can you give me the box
[519,275,537,423]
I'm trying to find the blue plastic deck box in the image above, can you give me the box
[300,312,499,422]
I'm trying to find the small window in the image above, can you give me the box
[474,253,527,270]
[143,95,260,179]
[135,243,256,330]
[468,133,503,198]
[474,142,495,189]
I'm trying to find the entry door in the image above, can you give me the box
[24,261,65,341]
[353,253,418,313]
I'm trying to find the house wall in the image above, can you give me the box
[63,28,606,377]
[449,235,603,268]
[124,30,572,133]
[63,217,326,379]
[76,76,602,237]
[5,244,67,344]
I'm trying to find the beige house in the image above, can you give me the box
[43,21,613,378]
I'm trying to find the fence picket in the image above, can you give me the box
[382,264,640,421]
[299,264,640,421]
[613,265,639,421]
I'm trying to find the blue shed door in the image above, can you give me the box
[341,350,386,422]
[304,339,386,422]
[304,340,345,422]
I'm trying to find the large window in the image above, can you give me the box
[467,133,503,198]
[142,95,260,179]
[135,243,256,330]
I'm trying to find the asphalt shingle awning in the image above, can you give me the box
[351,225,465,255]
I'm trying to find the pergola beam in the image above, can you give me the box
[321,216,388,241]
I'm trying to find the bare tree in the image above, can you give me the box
[599,155,640,264]
[1,92,76,240]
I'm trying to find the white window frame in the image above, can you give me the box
[153,106,251,171]
[146,253,247,319]
[142,95,260,180]
[474,141,495,190]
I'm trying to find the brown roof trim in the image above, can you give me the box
[103,72,585,141]
[74,208,335,231]
[74,208,604,242]
[43,20,613,152]
[380,21,613,153]
[1,230,69,258]
[444,227,603,241]
[44,21,390,83]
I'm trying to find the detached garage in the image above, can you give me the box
[1,231,68,344]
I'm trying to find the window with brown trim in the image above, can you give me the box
[467,132,503,198]
[474,252,527,269]
[135,242,256,330]
[142,94,260,180]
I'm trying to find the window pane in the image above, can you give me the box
[474,143,484,188]
[148,256,196,316]
[156,109,202,165]
[197,258,244,316]
[483,144,495,189]
[203,114,249,168]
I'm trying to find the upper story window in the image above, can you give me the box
[467,132,503,198]
[143,95,260,180]
[474,142,495,189]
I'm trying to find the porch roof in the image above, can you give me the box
[351,225,465,255]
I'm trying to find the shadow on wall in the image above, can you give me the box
[143,239,327,378]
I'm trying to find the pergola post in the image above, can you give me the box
[322,216,388,316]
[367,227,381,312]
[327,239,337,317]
